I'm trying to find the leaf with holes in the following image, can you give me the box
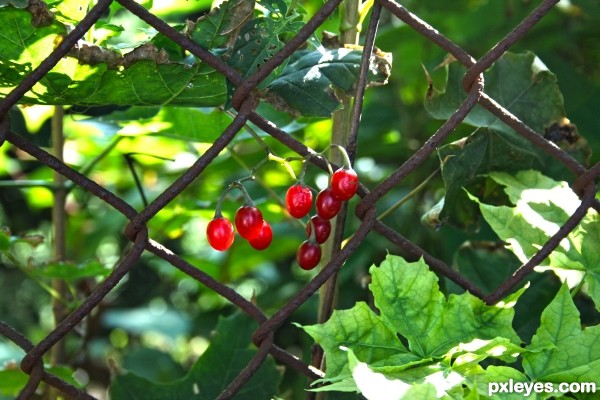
[468,170,600,310]
[265,48,392,117]
[189,0,255,50]
[228,15,303,87]
[0,5,225,106]
[110,313,281,399]
[300,255,524,396]
[425,51,565,135]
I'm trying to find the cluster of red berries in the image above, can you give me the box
[205,147,359,271]
[287,167,359,270]
[206,205,272,252]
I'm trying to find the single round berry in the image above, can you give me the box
[235,206,264,240]
[306,215,331,244]
[285,184,313,219]
[316,188,342,220]
[296,240,321,270]
[206,217,234,251]
[331,168,359,201]
[248,221,272,251]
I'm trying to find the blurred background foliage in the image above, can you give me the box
[0,0,599,398]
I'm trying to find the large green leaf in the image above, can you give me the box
[425,52,565,135]
[300,255,523,396]
[469,170,600,310]
[110,313,281,399]
[523,284,600,384]
[0,6,227,106]
[265,48,392,117]
[370,256,521,358]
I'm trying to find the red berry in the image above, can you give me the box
[296,240,321,270]
[315,188,342,220]
[248,221,272,250]
[306,215,331,244]
[331,168,358,201]
[206,217,234,251]
[285,184,313,219]
[235,206,263,240]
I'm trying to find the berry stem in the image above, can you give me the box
[329,144,353,169]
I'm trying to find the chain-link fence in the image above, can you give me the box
[0,0,598,398]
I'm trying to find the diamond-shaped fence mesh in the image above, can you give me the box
[0,0,599,398]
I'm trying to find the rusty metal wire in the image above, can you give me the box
[0,0,598,398]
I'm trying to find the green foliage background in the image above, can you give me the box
[0,0,599,398]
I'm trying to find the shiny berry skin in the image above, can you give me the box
[306,215,331,244]
[331,168,359,201]
[206,217,234,251]
[248,221,272,251]
[285,184,313,219]
[296,240,321,270]
[315,188,342,220]
[235,206,264,240]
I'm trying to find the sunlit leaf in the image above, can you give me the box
[300,255,523,396]
[469,170,600,310]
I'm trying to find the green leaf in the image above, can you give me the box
[370,256,521,357]
[265,48,392,117]
[346,348,439,400]
[469,170,600,310]
[434,128,547,230]
[228,16,302,87]
[466,366,550,400]
[31,260,110,281]
[0,228,9,251]
[523,284,600,384]
[190,0,255,50]
[87,106,235,142]
[110,313,280,400]
[425,52,565,135]
[300,255,523,397]
[300,301,413,380]
[0,6,226,107]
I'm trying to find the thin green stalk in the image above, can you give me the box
[50,106,69,396]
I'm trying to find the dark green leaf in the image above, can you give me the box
[190,0,255,50]
[425,52,565,135]
[266,49,392,117]
[228,16,301,87]
[434,128,546,230]
[110,313,281,400]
